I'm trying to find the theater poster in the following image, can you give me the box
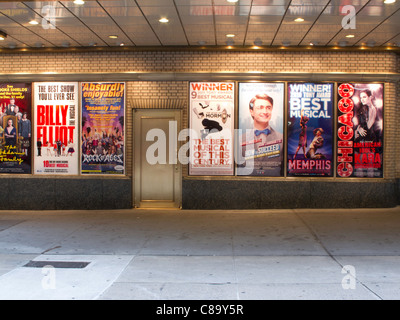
[81,82,125,175]
[0,83,32,174]
[287,83,334,177]
[237,82,284,176]
[189,82,234,176]
[34,82,79,175]
[337,83,384,178]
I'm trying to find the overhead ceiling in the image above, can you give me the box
[0,0,399,51]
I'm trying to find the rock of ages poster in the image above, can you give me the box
[0,83,32,174]
[287,83,334,177]
[81,82,125,175]
[237,82,284,176]
[337,83,384,178]
[189,82,234,176]
[34,82,79,175]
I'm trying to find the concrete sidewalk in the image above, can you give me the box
[0,207,399,300]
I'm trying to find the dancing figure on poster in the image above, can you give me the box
[294,109,309,159]
[306,128,326,159]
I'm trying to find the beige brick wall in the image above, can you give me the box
[1,50,399,179]
[397,55,400,179]
[0,51,398,74]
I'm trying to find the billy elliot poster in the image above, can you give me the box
[0,83,32,174]
[287,83,334,177]
[337,83,384,178]
[34,82,79,175]
[237,82,284,176]
[81,82,125,175]
[189,82,235,176]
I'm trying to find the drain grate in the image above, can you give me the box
[23,261,90,269]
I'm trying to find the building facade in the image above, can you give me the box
[0,48,399,210]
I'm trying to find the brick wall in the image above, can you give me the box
[1,50,399,180]
[0,50,398,74]
[397,55,400,179]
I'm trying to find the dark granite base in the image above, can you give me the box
[0,178,397,210]
[0,178,132,210]
[397,178,400,205]
[182,179,399,209]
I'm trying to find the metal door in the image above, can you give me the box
[134,109,181,208]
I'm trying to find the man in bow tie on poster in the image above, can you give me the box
[239,93,283,176]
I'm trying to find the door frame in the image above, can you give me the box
[133,109,182,209]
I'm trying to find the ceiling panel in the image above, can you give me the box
[387,34,400,47]
[0,0,397,50]
[176,4,215,45]
[327,0,400,46]
[298,4,346,46]
[139,5,188,45]
[23,1,108,47]
[0,3,59,47]
[59,1,136,46]
[359,9,400,46]
[100,1,160,46]
[272,4,329,46]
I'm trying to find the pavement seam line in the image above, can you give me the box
[292,209,384,300]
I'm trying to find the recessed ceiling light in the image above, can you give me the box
[119,43,125,46]
[29,20,39,25]
[0,30,7,41]
[294,18,304,22]
[227,0,239,2]
[74,0,85,4]
[226,34,235,38]
[159,18,169,23]
[346,34,355,38]
[109,35,118,39]
[384,0,396,4]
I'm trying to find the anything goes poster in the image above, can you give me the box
[0,83,32,174]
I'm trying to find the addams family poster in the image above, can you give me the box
[337,83,384,178]
[34,82,79,175]
[0,83,32,174]
[189,82,235,176]
[237,82,284,176]
[287,83,334,177]
[81,82,125,175]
